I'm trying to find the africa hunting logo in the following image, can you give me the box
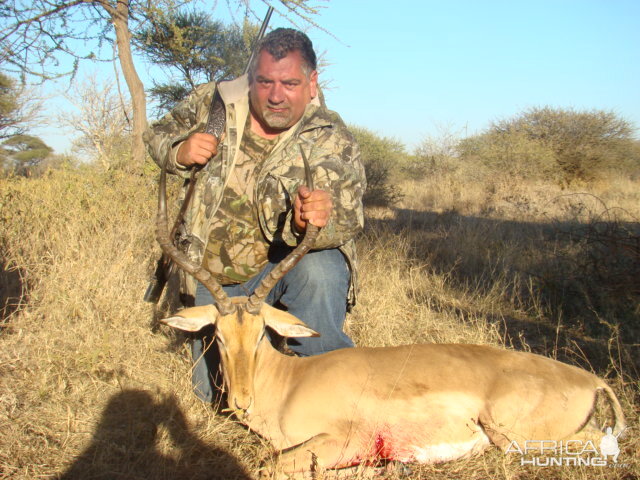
[506,427,628,467]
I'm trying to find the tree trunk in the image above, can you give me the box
[103,0,147,166]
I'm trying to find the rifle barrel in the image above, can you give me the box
[243,6,275,75]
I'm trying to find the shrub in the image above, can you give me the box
[458,129,560,182]
[402,124,466,179]
[458,107,638,185]
[350,126,404,207]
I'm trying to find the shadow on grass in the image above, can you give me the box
[58,389,251,480]
[0,261,25,326]
[364,206,640,378]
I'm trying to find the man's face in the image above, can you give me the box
[249,49,318,134]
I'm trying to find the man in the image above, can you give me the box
[144,28,365,402]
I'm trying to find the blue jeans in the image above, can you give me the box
[191,246,353,402]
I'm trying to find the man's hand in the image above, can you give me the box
[176,133,219,167]
[294,186,332,232]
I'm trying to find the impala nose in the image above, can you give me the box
[234,395,253,416]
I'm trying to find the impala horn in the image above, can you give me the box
[246,145,320,314]
[156,157,236,315]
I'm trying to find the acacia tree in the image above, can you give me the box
[0,134,52,175]
[0,71,41,139]
[0,0,160,164]
[0,1,325,165]
[134,11,257,116]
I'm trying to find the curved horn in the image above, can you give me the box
[246,224,320,314]
[156,158,235,315]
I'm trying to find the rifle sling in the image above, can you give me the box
[169,89,226,245]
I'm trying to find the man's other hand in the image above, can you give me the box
[294,186,332,232]
[176,133,219,167]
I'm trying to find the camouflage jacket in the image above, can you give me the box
[144,75,366,307]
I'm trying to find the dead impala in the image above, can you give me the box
[155,163,625,476]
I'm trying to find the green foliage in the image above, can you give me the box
[0,73,19,137]
[135,11,257,116]
[0,72,50,175]
[145,84,190,118]
[350,126,405,207]
[0,72,25,139]
[458,107,639,184]
[0,134,52,176]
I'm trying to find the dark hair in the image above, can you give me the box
[249,28,317,81]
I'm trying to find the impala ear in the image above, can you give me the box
[160,305,219,332]
[262,304,320,338]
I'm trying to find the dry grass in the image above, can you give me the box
[0,164,638,479]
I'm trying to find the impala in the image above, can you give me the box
[155,162,625,477]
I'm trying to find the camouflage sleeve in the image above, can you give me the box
[282,124,366,249]
[142,83,215,177]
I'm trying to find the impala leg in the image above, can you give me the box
[477,412,514,451]
[266,433,359,477]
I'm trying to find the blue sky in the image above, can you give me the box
[36,0,640,154]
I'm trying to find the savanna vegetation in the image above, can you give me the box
[1,100,638,479]
[1,3,638,478]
